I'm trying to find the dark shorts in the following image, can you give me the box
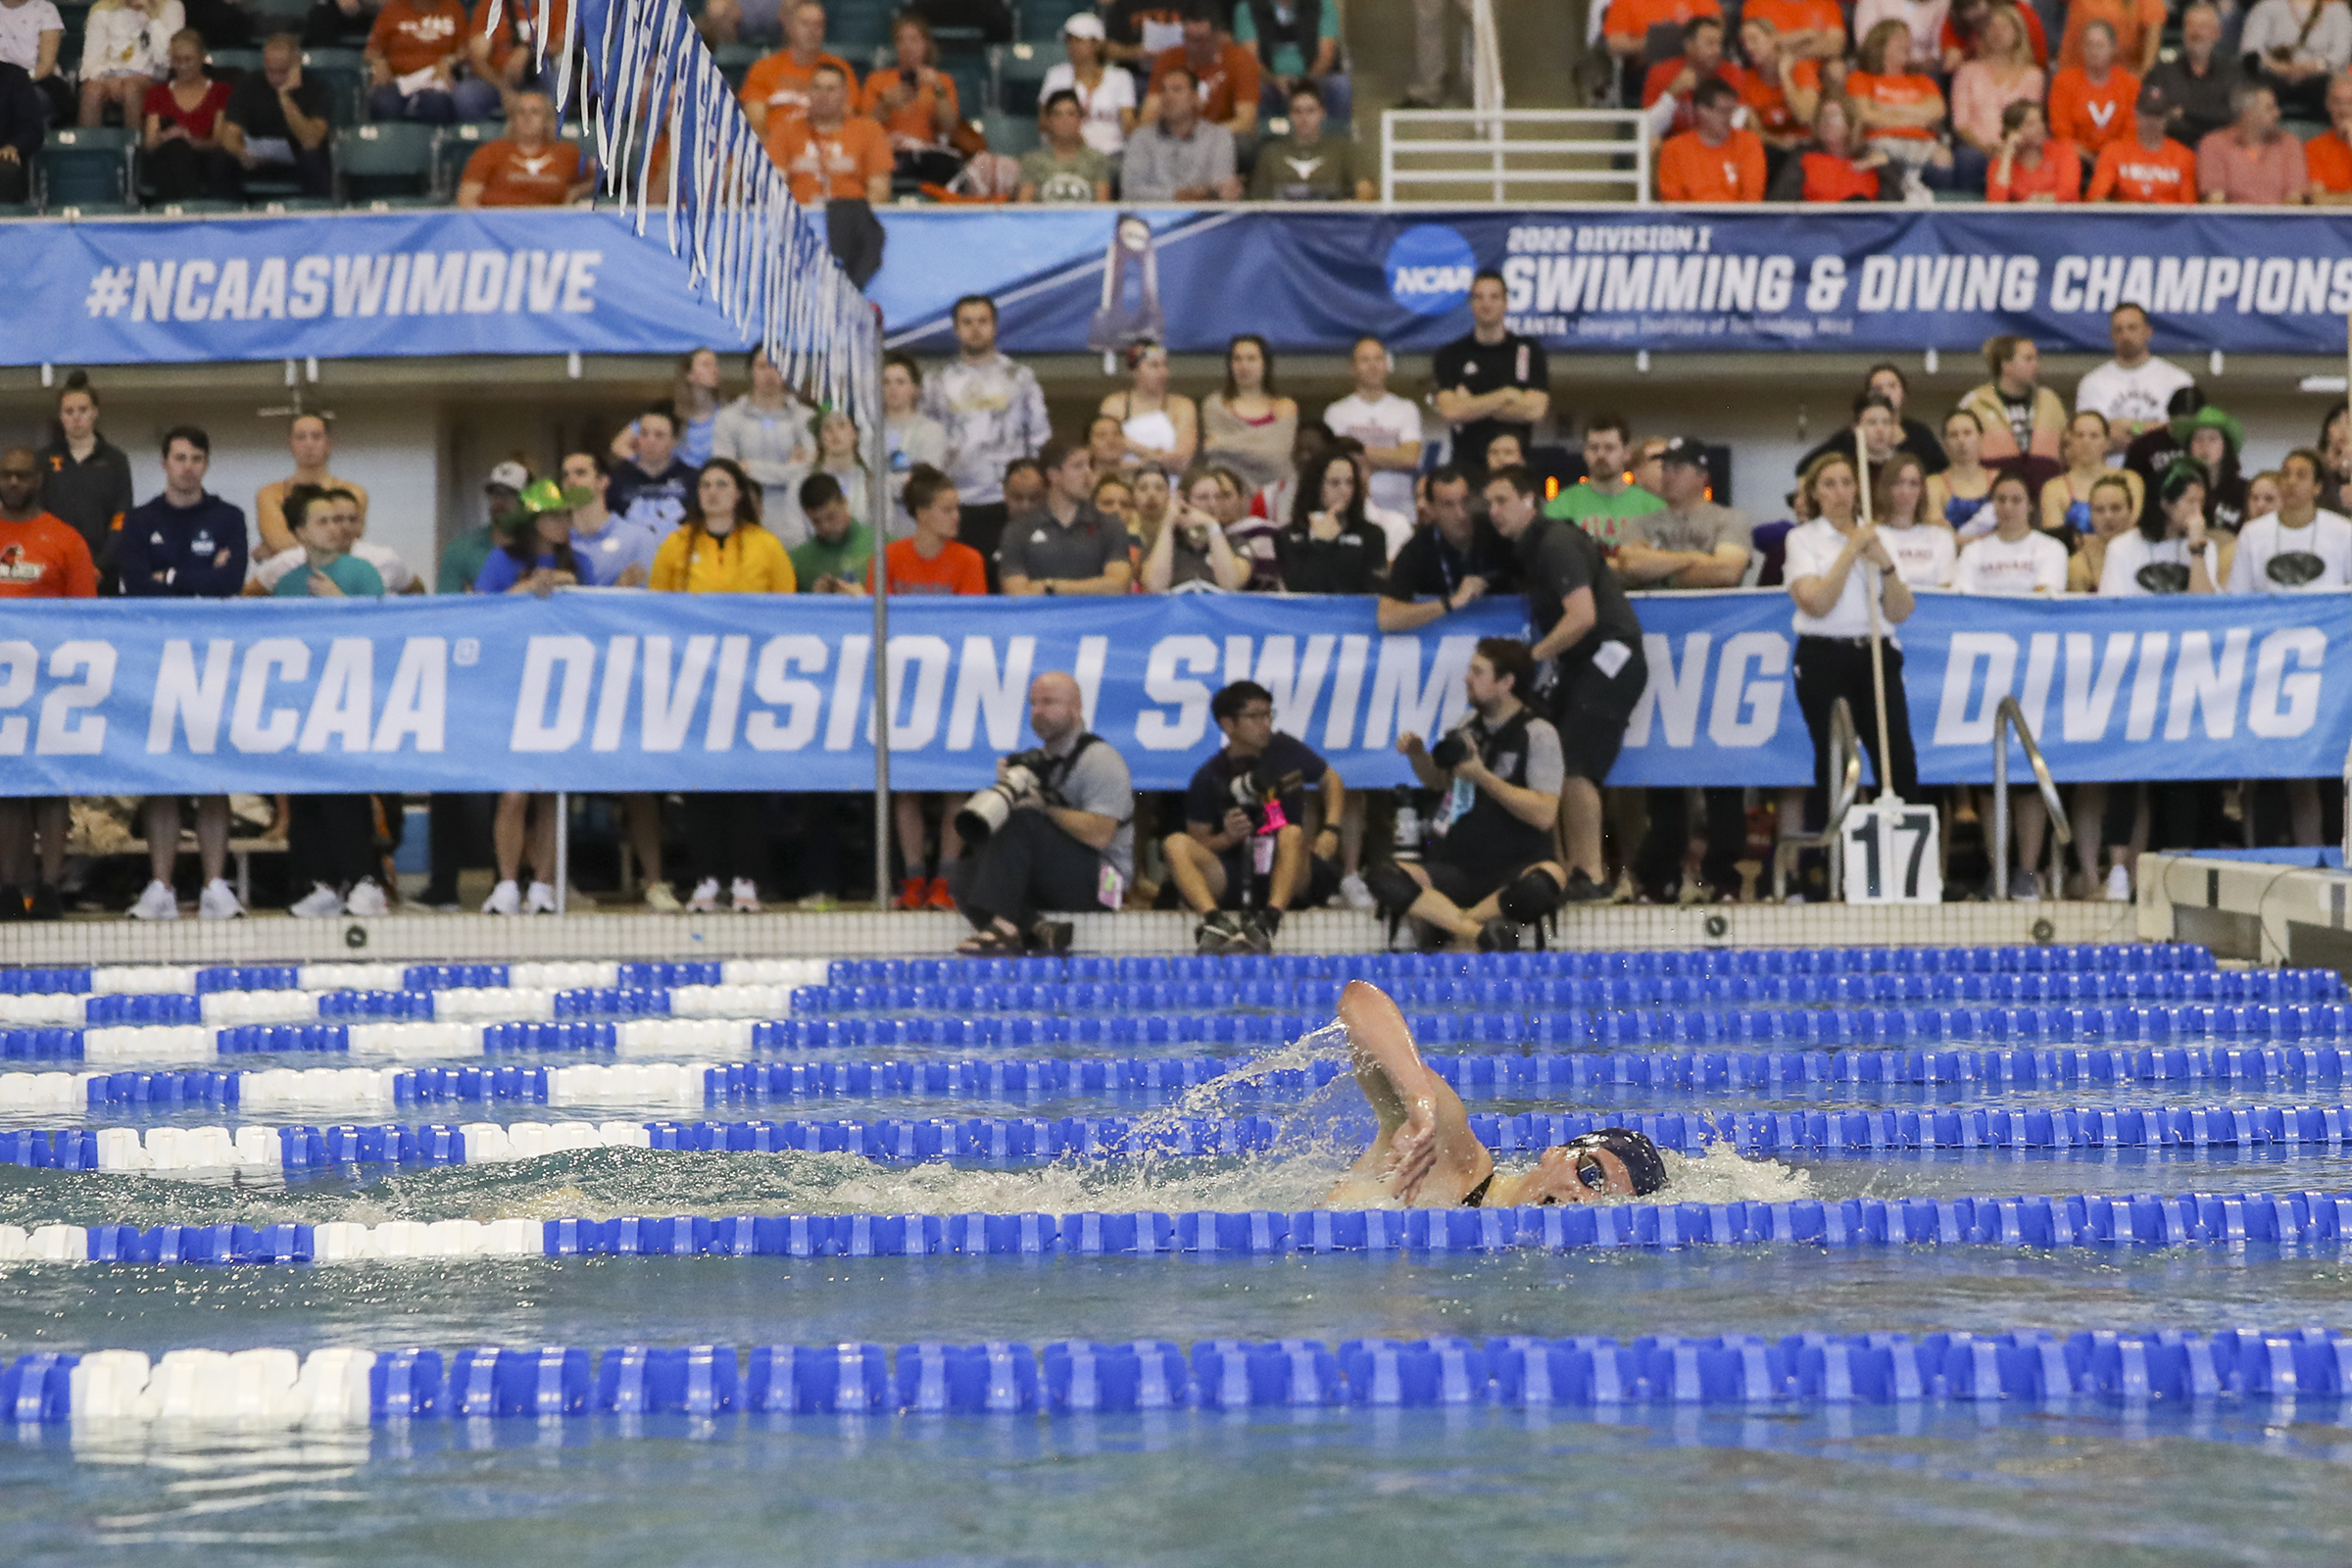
[1420,855,1541,912]
[1215,848,1342,910]
[1548,640,1648,783]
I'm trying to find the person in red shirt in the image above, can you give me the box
[0,446,95,923]
[1656,75,1766,200]
[1793,95,1886,199]
[1144,0,1261,135]
[1941,0,2047,70]
[366,0,487,121]
[2307,70,2352,202]
[2046,20,2139,154]
[1603,0,1721,63]
[1735,17,1823,149]
[764,60,891,205]
[877,464,988,911]
[1987,98,2082,200]
[1642,15,1732,138]
[140,28,234,202]
[737,0,857,138]
[2058,0,2163,74]
[860,12,961,184]
[2087,83,2199,200]
[1848,21,1951,191]
[1741,0,1843,62]
[456,89,593,205]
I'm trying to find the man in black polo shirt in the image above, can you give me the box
[218,33,334,197]
[1165,680,1345,954]
[1375,464,1517,632]
[1483,465,1645,905]
[998,439,1133,595]
[1433,270,1550,482]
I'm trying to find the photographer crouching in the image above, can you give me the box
[950,671,1136,956]
[1365,638,1568,953]
[1163,681,1347,955]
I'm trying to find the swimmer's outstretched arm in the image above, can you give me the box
[1330,979,1490,1205]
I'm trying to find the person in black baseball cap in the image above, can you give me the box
[1321,979,1671,1208]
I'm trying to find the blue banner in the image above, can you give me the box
[0,591,2340,795]
[0,210,753,367]
[869,207,2352,359]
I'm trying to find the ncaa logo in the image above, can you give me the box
[1384,224,1477,317]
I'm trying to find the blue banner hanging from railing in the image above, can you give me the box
[0,591,2340,795]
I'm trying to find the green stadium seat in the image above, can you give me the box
[40,126,132,212]
[337,120,437,201]
[988,40,1054,115]
[153,198,243,215]
[252,195,339,211]
[710,40,763,88]
[830,2,894,55]
[207,47,265,76]
[1014,0,1089,41]
[979,109,1040,156]
[434,120,498,195]
[300,48,368,125]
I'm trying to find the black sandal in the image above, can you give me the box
[955,926,1025,957]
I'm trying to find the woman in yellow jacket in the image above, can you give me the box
[650,458,795,911]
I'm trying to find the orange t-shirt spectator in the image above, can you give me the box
[1741,0,1843,58]
[878,466,988,594]
[1798,99,1884,199]
[2045,24,2138,152]
[1603,0,1720,59]
[1640,16,1732,137]
[457,91,591,206]
[1656,78,1766,200]
[765,65,892,203]
[368,0,468,78]
[1147,12,1262,134]
[2087,99,2198,201]
[1986,101,2081,200]
[1847,20,1945,169]
[2058,0,2162,73]
[2307,74,2352,198]
[739,0,857,136]
[0,450,100,600]
[860,14,959,148]
[1734,19,1823,142]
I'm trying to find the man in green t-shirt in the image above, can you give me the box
[788,470,875,592]
[1542,413,1663,551]
[1017,91,1112,202]
[1249,82,1369,199]
[438,461,525,594]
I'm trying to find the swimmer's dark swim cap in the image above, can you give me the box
[1565,1128,1669,1196]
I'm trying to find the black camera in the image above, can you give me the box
[955,747,1059,844]
[1429,731,1471,771]
[1224,760,1301,834]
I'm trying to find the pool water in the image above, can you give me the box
[7,946,2352,1567]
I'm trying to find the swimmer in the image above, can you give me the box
[1322,979,1668,1208]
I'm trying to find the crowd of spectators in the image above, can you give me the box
[1639,0,2352,203]
[7,284,2349,941]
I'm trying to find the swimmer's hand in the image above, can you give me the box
[1387,1096,1441,1202]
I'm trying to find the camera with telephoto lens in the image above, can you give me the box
[1428,731,1471,771]
[955,748,1057,845]
[1225,760,1302,834]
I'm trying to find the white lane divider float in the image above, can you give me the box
[70,1347,376,1426]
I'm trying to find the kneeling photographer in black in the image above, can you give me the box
[1164,681,1347,955]
[1365,638,1569,952]
[949,671,1135,956]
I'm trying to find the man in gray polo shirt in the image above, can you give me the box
[1120,64,1242,201]
[998,438,1135,595]
[951,671,1136,953]
[1608,435,1754,904]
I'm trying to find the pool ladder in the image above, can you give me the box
[1990,696,2072,902]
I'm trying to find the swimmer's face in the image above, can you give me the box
[1522,1143,1640,1204]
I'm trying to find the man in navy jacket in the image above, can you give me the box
[121,425,250,921]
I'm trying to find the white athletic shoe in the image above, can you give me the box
[343,878,389,917]
[730,877,762,913]
[197,878,243,921]
[1339,872,1375,911]
[128,879,180,921]
[687,877,722,913]
[481,879,523,916]
[644,881,682,913]
[290,883,345,919]
[2104,863,2132,903]
[524,881,559,914]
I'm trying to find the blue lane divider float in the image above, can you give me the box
[13,1186,2352,1266]
[10,1325,2351,1421]
[0,945,2220,1000]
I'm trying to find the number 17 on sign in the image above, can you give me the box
[1840,798,1943,905]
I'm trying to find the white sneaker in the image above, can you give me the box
[481,879,522,916]
[644,881,681,914]
[198,878,243,921]
[730,877,762,912]
[524,881,559,914]
[290,883,344,918]
[687,877,721,913]
[128,879,179,921]
[1339,872,1375,911]
[343,878,389,917]
[2104,863,2132,903]
[2008,869,2041,903]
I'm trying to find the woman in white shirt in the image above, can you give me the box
[1873,450,1956,587]
[881,353,948,536]
[78,0,179,126]
[1785,451,1919,858]
[1099,338,1197,473]
[1040,13,1136,155]
[1951,469,2070,897]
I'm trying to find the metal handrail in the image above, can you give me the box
[1991,695,2073,901]
[1379,110,1651,205]
[1773,697,1861,902]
